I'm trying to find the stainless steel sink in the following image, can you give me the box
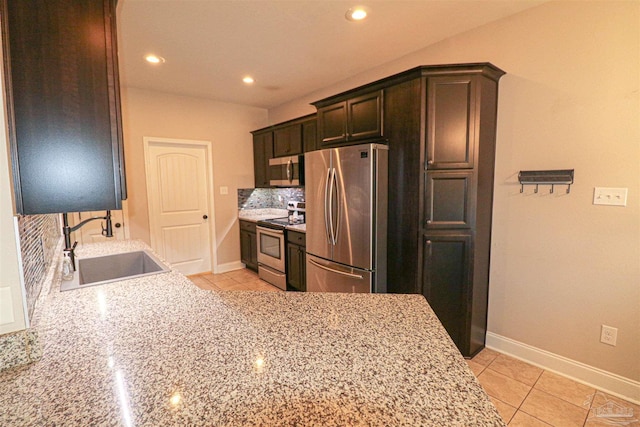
[60,250,170,291]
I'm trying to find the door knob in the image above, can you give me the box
[203,215,208,220]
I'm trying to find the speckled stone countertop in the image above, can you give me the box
[239,208,306,232]
[238,208,288,222]
[0,240,503,426]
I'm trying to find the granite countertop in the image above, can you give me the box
[239,208,306,233]
[0,240,503,426]
[238,208,288,222]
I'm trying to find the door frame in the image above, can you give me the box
[143,136,218,274]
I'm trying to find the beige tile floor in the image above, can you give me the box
[188,269,639,427]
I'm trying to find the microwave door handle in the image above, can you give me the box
[286,159,292,183]
[324,168,332,245]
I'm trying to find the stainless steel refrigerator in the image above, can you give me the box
[305,143,388,293]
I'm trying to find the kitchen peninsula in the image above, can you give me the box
[0,241,504,426]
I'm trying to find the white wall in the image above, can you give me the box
[120,87,267,268]
[270,1,640,385]
[0,30,26,334]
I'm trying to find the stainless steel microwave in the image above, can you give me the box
[269,155,304,187]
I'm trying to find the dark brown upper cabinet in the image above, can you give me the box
[302,118,317,153]
[315,90,383,148]
[251,114,315,188]
[251,130,273,188]
[274,123,302,157]
[1,0,126,215]
[426,76,477,170]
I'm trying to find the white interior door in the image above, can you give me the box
[144,138,214,275]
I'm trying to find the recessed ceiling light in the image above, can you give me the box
[345,6,369,22]
[144,54,165,64]
[243,76,255,84]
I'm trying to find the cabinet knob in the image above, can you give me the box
[427,160,434,165]
[203,215,208,220]
[114,222,122,228]
[426,220,432,224]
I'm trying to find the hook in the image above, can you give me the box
[534,184,539,194]
[566,184,571,194]
[520,184,524,193]
[550,184,554,194]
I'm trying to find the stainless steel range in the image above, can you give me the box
[256,202,305,290]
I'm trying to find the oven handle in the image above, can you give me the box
[308,258,364,280]
[256,226,285,238]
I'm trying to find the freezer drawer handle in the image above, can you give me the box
[308,258,364,280]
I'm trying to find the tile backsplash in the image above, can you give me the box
[238,188,304,210]
[17,214,61,321]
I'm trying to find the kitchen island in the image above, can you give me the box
[0,241,504,426]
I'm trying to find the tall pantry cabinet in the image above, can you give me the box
[313,64,504,357]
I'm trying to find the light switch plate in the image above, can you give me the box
[593,187,627,206]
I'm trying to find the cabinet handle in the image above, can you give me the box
[426,239,432,256]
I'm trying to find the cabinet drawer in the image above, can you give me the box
[287,230,306,246]
[239,220,257,233]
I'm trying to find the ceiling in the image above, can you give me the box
[117,0,546,110]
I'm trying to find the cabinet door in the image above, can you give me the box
[252,132,273,188]
[348,91,383,141]
[286,242,306,291]
[426,76,477,170]
[302,119,317,153]
[318,102,347,147]
[2,0,125,214]
[422,233,472,355]
[248,231,258,271]
[240,229,258,271]
[274,124,302,157]
[424,171,475,229]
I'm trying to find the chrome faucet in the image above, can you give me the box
[62,210,114,271]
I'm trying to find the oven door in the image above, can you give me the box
[257,226,285,273]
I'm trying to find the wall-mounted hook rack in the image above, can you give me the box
[518,169,574,194]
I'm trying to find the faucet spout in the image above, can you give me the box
[62,210,114,271]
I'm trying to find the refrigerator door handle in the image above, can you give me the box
[333,167,340,244]
[308,258,364,280]
[329,167,338,245]
[324,168,332,244]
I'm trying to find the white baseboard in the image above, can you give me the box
[214,261,246,274]
[486,332,640,405]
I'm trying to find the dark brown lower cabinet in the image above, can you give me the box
[286,231,306,291]
[240,221,258,272]
[421,233,475,355]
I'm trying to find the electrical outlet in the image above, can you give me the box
[220,186,228,195]
[600,325,618,346]
[593,187,628,206]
